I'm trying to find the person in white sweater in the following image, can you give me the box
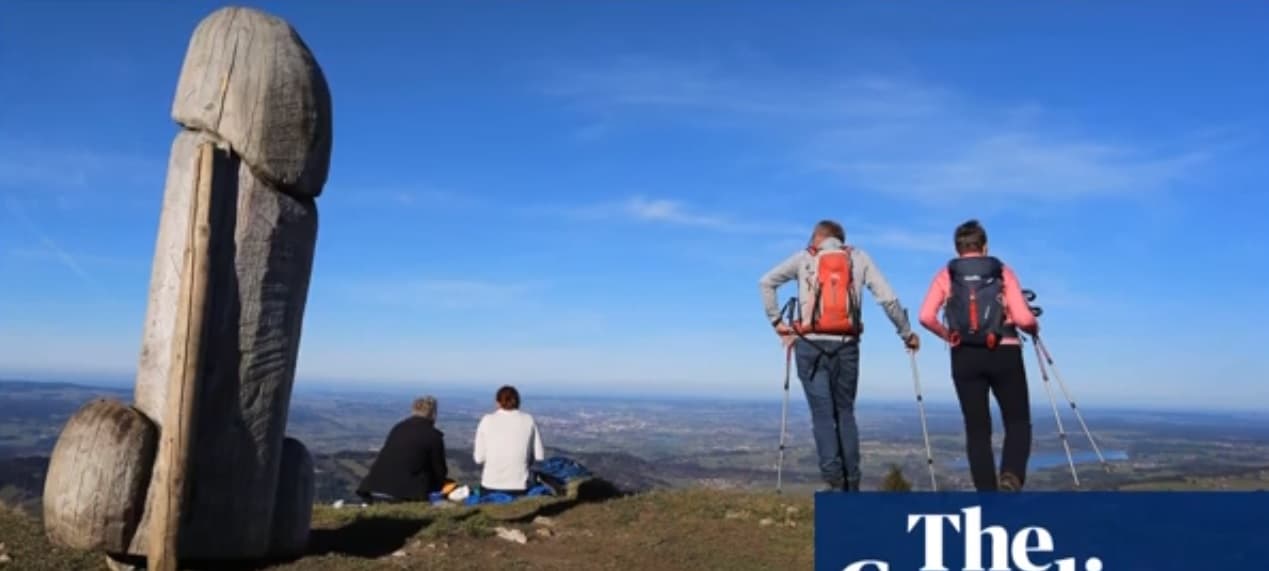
[473,385,545,494]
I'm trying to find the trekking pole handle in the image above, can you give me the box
[1020,289,1043,317]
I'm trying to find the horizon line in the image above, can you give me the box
[2,375,1266,417]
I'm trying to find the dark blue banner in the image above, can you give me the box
[815,492,1269,571]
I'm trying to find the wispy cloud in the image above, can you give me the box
[847,226,947,254]
[543,58,1217,203]
[2,198,101,290]
[6,245,144,270]
[336,277,547,311]
[556,195,803,236]
[327,183,483,210]
[0,140,161,196]
[543,194,950,254]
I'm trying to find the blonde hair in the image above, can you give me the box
[412,396,438,420]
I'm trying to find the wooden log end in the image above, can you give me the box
[171,6,332,199]
[43,399,158,552]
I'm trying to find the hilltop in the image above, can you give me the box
[0,486,812,571]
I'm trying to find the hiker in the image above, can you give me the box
[759,219,920,492]
[473,385,546,496]
[356,396,449,503]
[918,219,1038,492]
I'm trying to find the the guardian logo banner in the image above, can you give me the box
[815,492,1269,571]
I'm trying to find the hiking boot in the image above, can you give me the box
[999,472,1023,492]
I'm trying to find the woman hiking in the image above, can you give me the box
[918,219,1038,492]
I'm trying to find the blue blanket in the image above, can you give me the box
[462,483,554,505]
[532,456,592,483]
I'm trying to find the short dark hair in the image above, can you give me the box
[495,385,521,410]
[812,219,845,243]
[954,219,988,254]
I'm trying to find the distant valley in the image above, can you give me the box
[3,379,1269,515]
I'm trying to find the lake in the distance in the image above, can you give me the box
[949,450,1129,470]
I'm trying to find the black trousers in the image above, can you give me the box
[951,344,1032,491]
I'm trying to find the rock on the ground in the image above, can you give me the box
[0,553,10,564]
[759,518,775,527]
[494,527,528,545]
[725,510,750,520]
[532,515,556,527]
[391,550,406,558]
[535,528,555,539]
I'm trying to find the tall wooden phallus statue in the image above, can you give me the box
[42,6,331,569]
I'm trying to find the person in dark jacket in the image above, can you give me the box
[356,396,449,503]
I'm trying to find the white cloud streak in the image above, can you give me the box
[327,184,484,210]
[561,195,799,235]
[2,197,100,290]
[7,245,143,270]
[335,278,548,311]
[549,194,949,254]
[543,58,1214,203]
[0,141,160,193]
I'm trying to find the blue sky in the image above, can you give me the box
[1,1,1266,410]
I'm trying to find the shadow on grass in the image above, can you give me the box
[103,479,627,569]
[305,513,436,558]
[106,513,442,570]
[489,477,627,522]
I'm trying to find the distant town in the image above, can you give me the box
[3,378,1267,514]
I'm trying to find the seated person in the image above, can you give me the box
[473,385,545,496]
[357,396,448,503]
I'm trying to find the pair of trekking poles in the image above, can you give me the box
[773,298,938,492]
[774,290,1108,493]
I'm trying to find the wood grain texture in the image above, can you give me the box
[38,6,335,562]
[43,399,157,552]
[171,6,332,199]
[147,141,215,571]
[269,437,315,558]
[130,129,318,559]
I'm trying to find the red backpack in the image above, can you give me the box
[796,246,862,336]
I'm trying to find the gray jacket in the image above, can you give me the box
[758,237,913,342]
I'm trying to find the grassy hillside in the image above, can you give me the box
[0,486,812,571]
[0,500,102,570]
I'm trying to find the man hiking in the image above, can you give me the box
[759,219,920,492]
[918,219,1038,491]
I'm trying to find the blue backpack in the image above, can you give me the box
[531,456,592,493]
[945,256,1016,349]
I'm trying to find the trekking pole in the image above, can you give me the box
[906,348,938,491]
[776,344,793,494]
[1034,335,1109,471]
[1029,335,1080,487]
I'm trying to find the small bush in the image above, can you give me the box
[880,465,912,492]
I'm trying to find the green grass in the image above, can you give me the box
[0,500,103,571]
[1,480,814,571]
